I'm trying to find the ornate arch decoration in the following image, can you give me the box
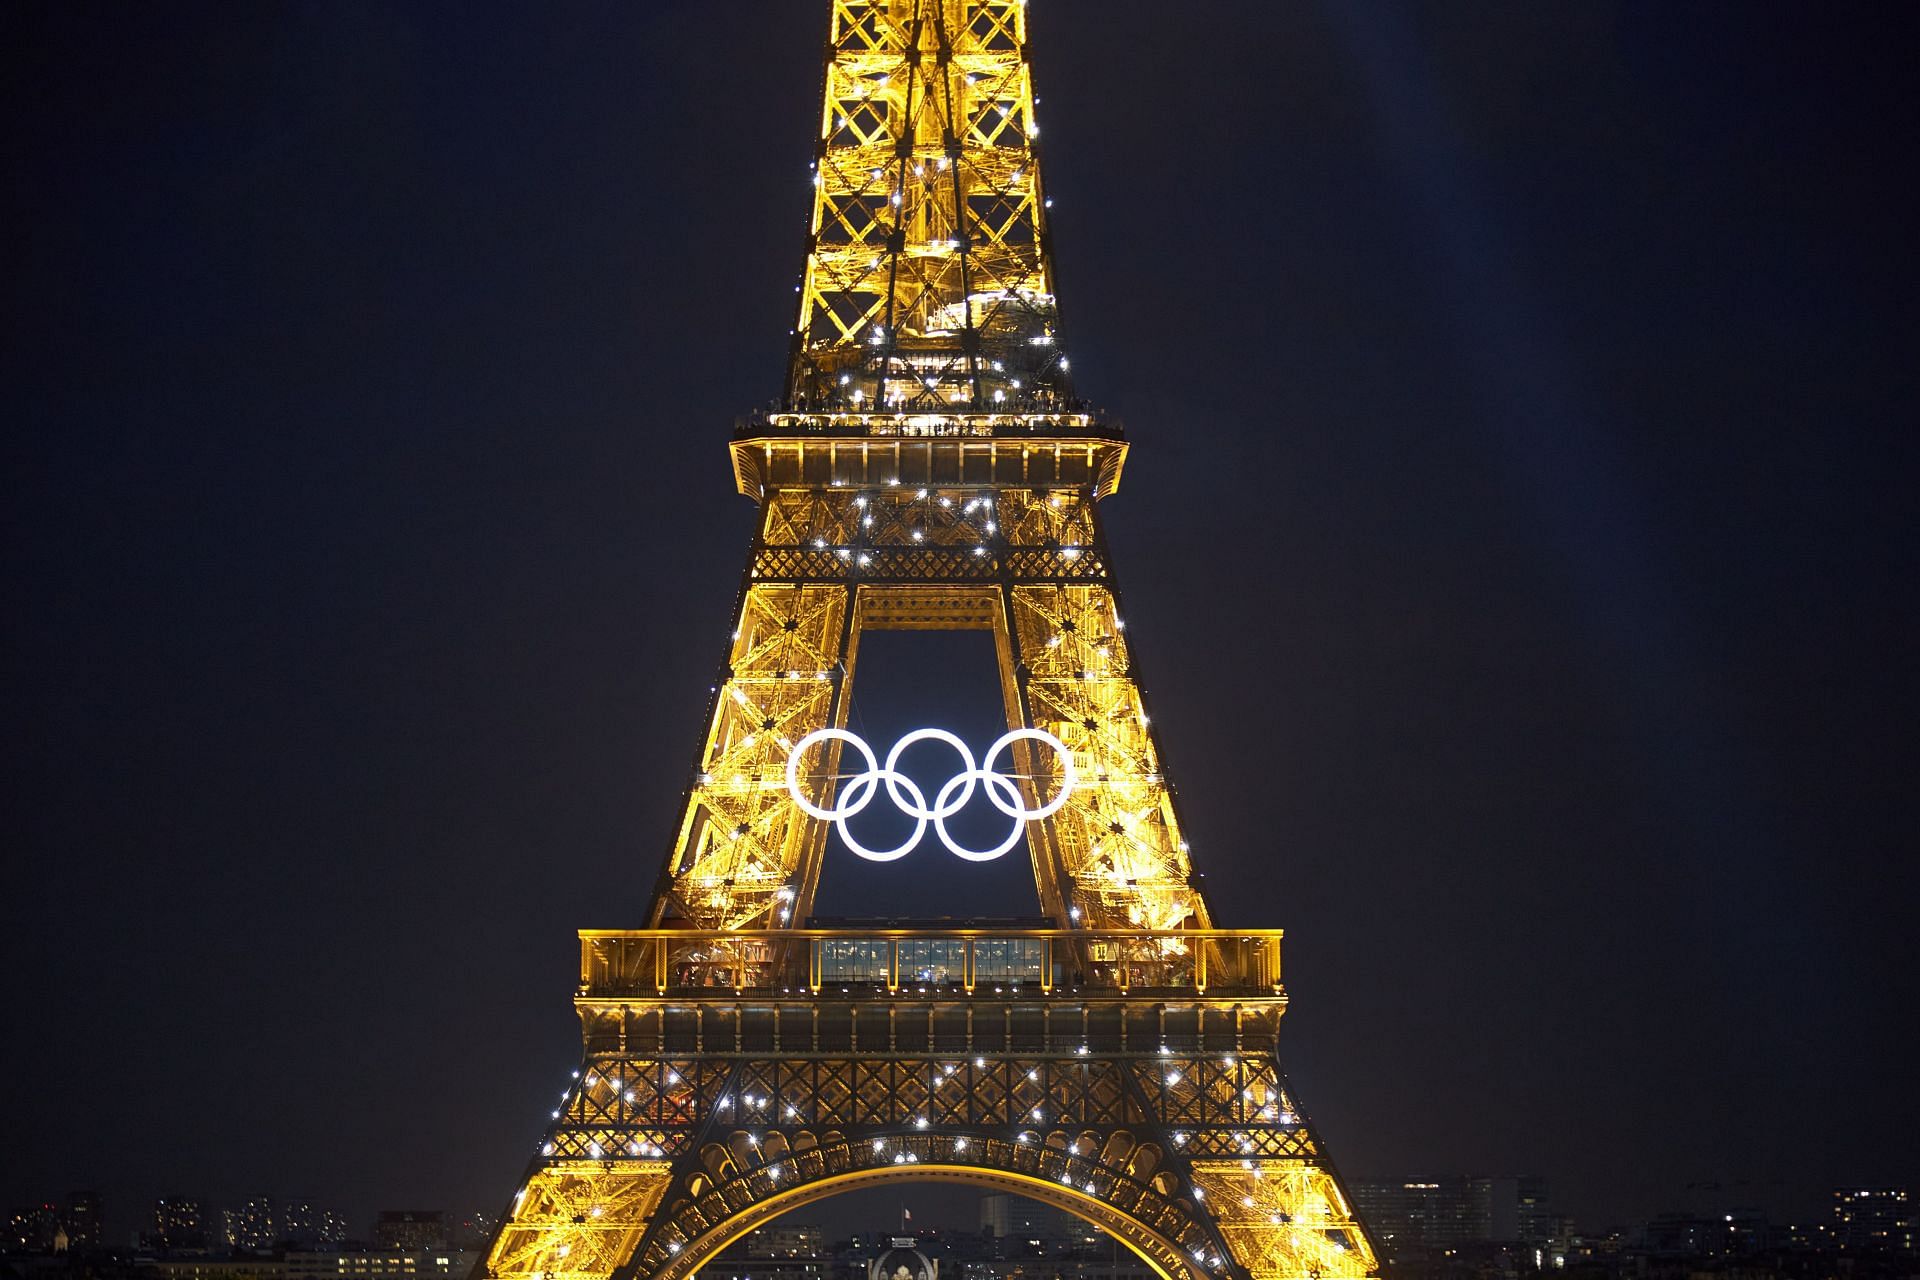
[628,1127,1219,1280]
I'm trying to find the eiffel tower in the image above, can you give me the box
[477,5,1380,1279]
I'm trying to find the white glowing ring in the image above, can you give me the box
[934,768,1028,862]
[836,769,926,862]
[983,728,1077,821]
[785,728,918,862]
[784,728,876,820]
[884,728,975,818]
[784,727,1076,862]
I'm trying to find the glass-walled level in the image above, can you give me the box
[578,928,1283,998]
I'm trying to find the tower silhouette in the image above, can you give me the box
[476,5,1380,1278]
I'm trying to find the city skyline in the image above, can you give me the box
[10,1180,1915,1280]
[5,0,1915,1252]
[8,1178,1910,1258]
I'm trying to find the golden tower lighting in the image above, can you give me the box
[476,5,1381,1278]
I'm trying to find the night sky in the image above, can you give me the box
[4,0,1916,1245]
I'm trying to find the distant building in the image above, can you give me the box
[1723,1206,1771,1255]
[281,1202,314,1246]
[1640,1213,1729,1258]
[818,1227,1151,1280]
[232,1196,278,1252]
[447,1214,494,1251]
[1507,1177,1557,1245]
[848,1239,938,1280]
[741,1224,826,1258]
[155,1197,212,1251]
[979,1194,1101,1257]
[151,1258,285,1280]
[1349,1180,1475,1258]
[693,1257,829,1280]
[963,1257,1155,1279]
[1349,1176,1556,1261]
[1833,1187,1913,1253]
[285,1249,476,1280]
[280,1202,348,1248]
[372,1212,447,1252]
[691,1223,828,1278]
[64,1192,104,1251]
[7,1204,61,1254]
[1782,1218,1831,1251]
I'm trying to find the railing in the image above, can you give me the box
[737,409,1121,439]
[577,928,1282,1000]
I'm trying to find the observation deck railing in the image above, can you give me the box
[738,409,1121,439]
[577,928,1282,1001]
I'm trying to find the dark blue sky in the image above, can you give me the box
[3,0,1915,1241]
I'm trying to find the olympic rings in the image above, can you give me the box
[784,727,1077,862]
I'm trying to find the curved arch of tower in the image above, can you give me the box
[476,5,1380,1279]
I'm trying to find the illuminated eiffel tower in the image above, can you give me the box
[477,5,1380,1279]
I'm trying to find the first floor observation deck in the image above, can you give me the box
[574,925,1288,1058]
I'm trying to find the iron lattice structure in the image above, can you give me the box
[788,0,1070,413]
[477,5,1380,1279]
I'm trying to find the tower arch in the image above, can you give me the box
[639,1149,1208,1280]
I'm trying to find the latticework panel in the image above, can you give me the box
[1011,580,1203,931]
[540,1059,734,1160]
[540,1054,1164,1149]
[760,486,1085,554]
[1188,1162,1377,1280]
[480,1161,669,1280]
[752,486,1109,583]
[483,1047,1372,1280]
[791,0,1069,412]
[663,483,1204,933]
[1128,1055,1319,1159]
[655,584,848,931]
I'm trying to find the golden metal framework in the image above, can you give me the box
[477,5,1380,1279]
[646,484,1202,936]
[788,0,1069,413]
